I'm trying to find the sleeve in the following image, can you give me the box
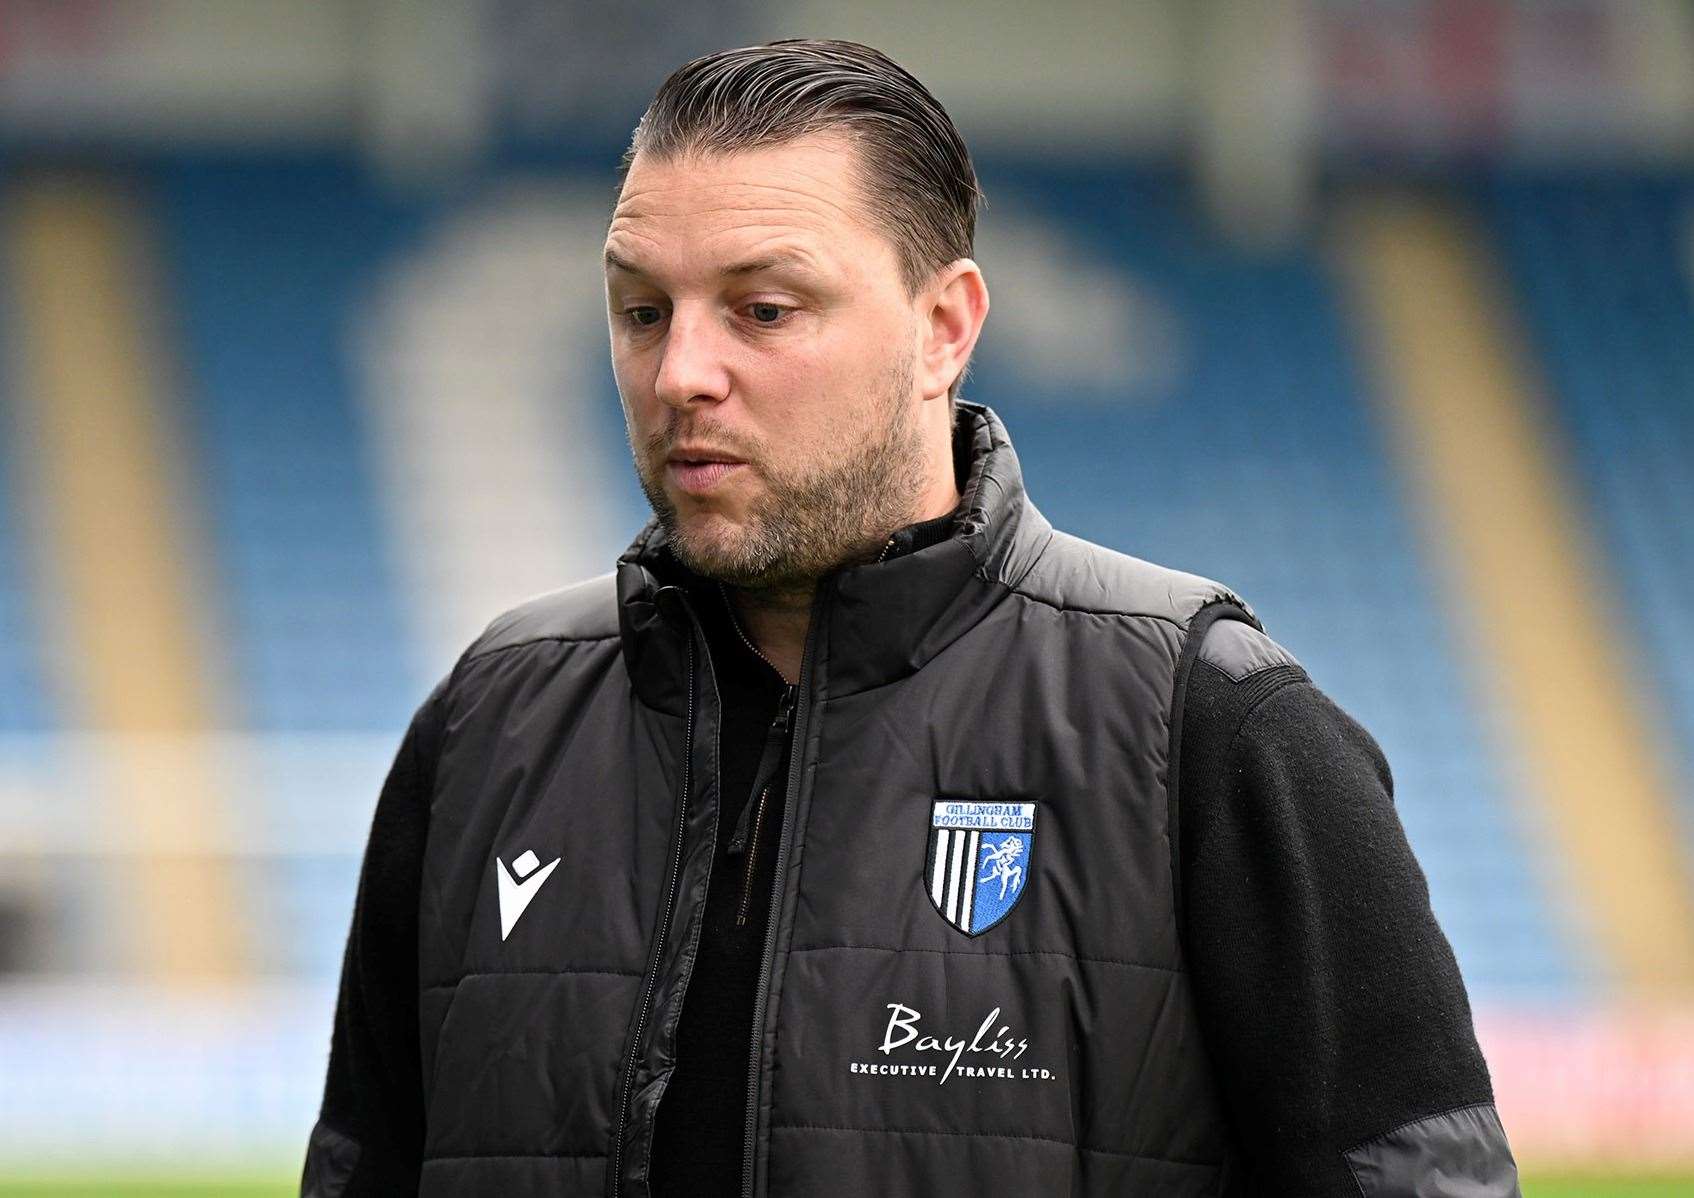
[301,680,448,1198]
[1175,616,1521,1197]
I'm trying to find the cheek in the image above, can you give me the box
[610,347,646,396]
[775,318,891,398]
[769,320,908,426]
[611,357,659,422]
[617,399,667,465]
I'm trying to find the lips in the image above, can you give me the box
[668,445,744,465]
[667,455,746,495]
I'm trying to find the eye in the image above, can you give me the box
[617,302,792,331]
[746,302,791,326]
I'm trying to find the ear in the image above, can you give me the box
[918,259,990,401]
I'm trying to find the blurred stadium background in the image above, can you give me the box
[1,0,1692,1192]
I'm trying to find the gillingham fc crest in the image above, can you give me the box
[926,799,1036,936]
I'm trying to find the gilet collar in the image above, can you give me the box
[616,401,1053,710]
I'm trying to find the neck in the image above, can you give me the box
[725,475,962,685]
[724,580,814,686]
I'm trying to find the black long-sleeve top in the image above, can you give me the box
[307,523,1506,1196]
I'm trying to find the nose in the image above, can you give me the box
[653,307,731,411]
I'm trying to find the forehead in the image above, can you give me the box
[604,134,890,280]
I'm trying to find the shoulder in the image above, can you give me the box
[1179,615,1310,740]
[400,573,622,769]
[1194,617,1301,682]
[460,570,621,665]
[1014,528,1255,630]
[1182,618,1390,805]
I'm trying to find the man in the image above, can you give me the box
[304,38,1520,1198]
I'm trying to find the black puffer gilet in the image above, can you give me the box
[415,401,1254,1195]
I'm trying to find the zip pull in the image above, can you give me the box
[728,685,798,857]
[728,786,759,856]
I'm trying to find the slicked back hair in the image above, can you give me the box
[620,38,984,403]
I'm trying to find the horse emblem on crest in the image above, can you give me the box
[925,799,1037,936]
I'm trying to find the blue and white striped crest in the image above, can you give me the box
[926,800,1036,936]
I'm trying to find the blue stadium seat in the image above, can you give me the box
[973,163,1583,998]
[1484,171,1694,858]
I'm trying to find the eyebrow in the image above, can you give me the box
[603,247,825,281]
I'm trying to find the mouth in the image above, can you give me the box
[666,454,747,496]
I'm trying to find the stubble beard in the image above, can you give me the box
[631,352,930,591]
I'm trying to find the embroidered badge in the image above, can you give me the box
[926,800,1036,936]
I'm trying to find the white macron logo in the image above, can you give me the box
[496,848,562,940]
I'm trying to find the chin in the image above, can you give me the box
[670,516,751,570]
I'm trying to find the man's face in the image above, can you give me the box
[604,132,931,589]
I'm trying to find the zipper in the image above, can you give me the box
[608,589,697,1197]
[735,787,771,927]
[732,686,797,926]
[715,580,804,928]
[741,587,826,1198]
